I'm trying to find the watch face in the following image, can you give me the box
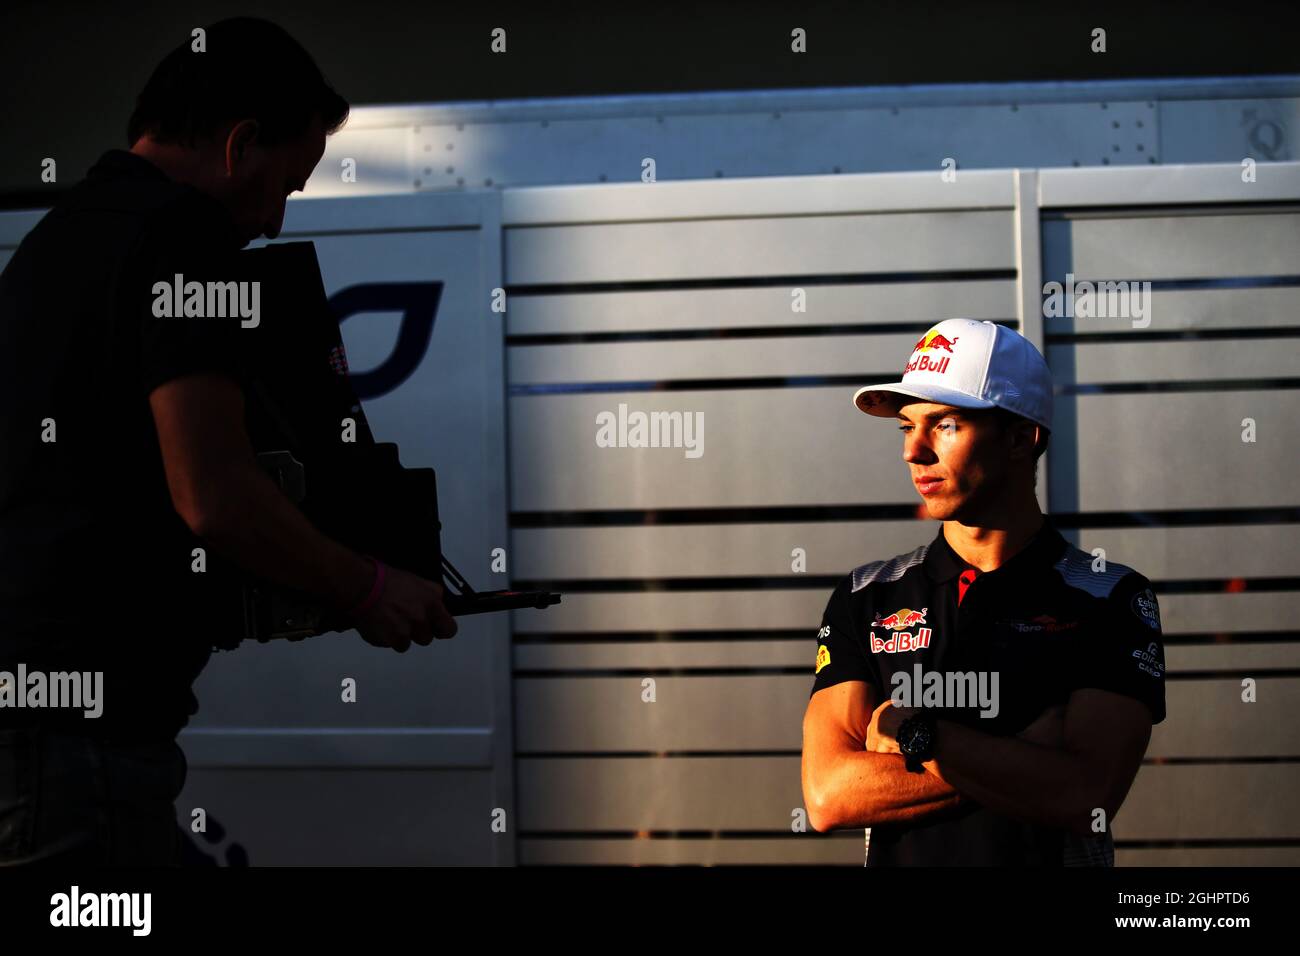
[900,719,932,755]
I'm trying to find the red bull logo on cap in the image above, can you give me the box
[905,329,959,375]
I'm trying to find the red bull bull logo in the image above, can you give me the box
[905,330,959,375]
[869,607,930,653]
[872,607,928,630]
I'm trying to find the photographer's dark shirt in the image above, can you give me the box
[0,150,251,739]
[809,519,1167,866]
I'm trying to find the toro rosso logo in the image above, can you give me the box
[905,330,959,375]
[869,607,931,654]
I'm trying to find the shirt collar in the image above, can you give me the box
[87,149,242,250]
[923,517,1067,584]
[88,149,171,183]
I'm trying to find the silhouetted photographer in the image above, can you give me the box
[0,18,461,865]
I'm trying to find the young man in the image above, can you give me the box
[801,318,1166,865]
[0,18,455,865]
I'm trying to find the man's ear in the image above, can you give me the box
[1010,419,1039,460]
[1025,422,1046,459]
[224,119,261,175]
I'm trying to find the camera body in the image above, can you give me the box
[225,445,444,648]
[204,240,556,651]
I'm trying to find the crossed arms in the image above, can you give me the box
[800,680,1152,837]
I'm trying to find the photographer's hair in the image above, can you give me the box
[127,17,349,148]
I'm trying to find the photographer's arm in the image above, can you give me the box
[148,372,456,646]
[150,373,372,611]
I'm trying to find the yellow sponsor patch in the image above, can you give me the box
[815,644,831,674]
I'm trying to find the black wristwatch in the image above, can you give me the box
[897,713,936,773]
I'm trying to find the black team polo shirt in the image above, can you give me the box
[0,150,252,740]
[810,518,1167,866]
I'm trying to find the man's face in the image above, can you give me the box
[896,402,1014,521]
[215,116,327,246]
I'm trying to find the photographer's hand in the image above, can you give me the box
[150,372,458,652]
[352,565,458,652]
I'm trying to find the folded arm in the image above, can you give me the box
[802,680,964,831]
[915,688,1152,837]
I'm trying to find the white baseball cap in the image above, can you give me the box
[852,319,1053,430]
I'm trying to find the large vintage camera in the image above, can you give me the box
[205,241,558,650]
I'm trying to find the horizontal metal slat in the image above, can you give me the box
[506,279,1015,336]
[513,639,1300,676]
[1049,338,1300,384]
[1044,211,1300,280]
[518,756,1300,840]
[505,210,1013,285]
[511,522,1300,582]
[515,676,1298,757]
[512,589,1296,637]
[518,836,863,865]
[1060,391,1300,511]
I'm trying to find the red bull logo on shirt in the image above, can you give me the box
[872,607,928,630]
[869,607,931,653]
[870,629,932,653]
[905,330,959,375]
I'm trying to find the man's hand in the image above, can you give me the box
[865,698,916,754]
[354,569,458,653]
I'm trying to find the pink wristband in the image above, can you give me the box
[349,556,387,616]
